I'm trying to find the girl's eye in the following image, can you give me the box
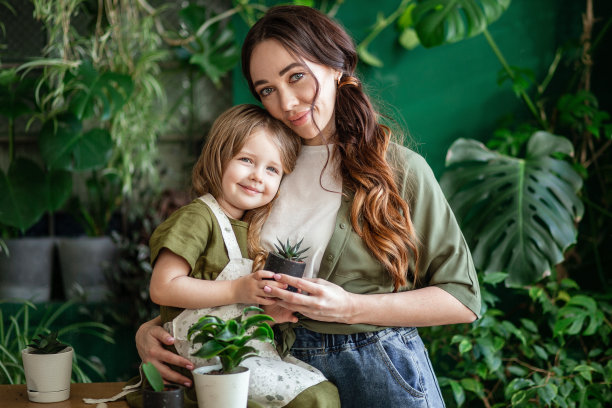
[259,87,273,97]
[289,73,304,82]
[239,157,252,164]
[267,166,280,174]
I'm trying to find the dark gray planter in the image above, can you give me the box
[57,236,117,302]
[142,384,184,408]
[263,252,306,292]
[0,237,56,302]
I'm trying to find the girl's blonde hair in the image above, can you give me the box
[191,104,300,269]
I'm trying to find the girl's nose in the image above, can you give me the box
[250,166,264,182]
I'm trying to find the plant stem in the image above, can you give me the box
[482,29,548,130]
[356,0,412,51]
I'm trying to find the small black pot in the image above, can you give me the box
[142,384,184,408]
[264,252,306,292]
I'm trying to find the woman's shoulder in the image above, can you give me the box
[386,142,436,185]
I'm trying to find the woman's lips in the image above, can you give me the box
[288,111,310,126]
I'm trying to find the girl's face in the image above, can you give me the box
[217,128,284,219]
[249,39,341,146]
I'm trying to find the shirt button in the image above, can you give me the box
[339,223,346,229]
[327,254,334,261]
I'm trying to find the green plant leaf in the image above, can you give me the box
[441,131,584,286]
[0,158,48,232]
[142,362,164,392]
[39,115,112,171]
[356,44,384,67]
[66,61,133,120]
[449,379,466,406]
[412,0,511,48]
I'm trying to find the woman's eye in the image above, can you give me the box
[289,73,304,82]
[260,87,273,97]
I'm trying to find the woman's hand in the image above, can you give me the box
[231,270,288,305]
[135,316,194,386]
[263,274,356,324]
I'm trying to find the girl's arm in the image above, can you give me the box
[149,248,282,309]
[263,274,477,326]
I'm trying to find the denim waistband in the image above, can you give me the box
[288,326,419,352]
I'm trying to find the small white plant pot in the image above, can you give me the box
[192,364,250,408]
[21,346,73,403]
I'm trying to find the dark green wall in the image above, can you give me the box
[233,0,582,176]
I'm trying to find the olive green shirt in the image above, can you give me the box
[276,143,481,351]
[149,199,249,324]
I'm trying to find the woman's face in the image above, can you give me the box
[249,39,341,146]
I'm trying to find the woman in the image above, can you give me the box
[137,5,480,407]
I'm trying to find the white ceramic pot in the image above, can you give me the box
[21,346,73,403]
[192,364,250,408]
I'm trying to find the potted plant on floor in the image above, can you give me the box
[21,332,73,403]
[263,238,310,292]
[141,362,184,408]
[188,306,274,408]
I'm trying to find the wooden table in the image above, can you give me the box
[0,382,129,408]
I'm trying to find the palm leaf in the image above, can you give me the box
[441,131,583,286]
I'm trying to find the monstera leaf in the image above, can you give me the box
[39,114,113,171]
[412,0,511,48]
[440,131,583,286]
[65,60,133,120]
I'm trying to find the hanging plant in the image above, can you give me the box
[440,131,584,286]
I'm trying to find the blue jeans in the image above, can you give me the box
[289,327,445,407]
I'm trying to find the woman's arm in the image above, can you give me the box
[263,274,477,326]
[149,249,281,308]
[135,316,194,386]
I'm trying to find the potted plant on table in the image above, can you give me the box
[21,332,73,403]
[141,362,184,408]
[264,238,310,292]
[188,306,274,408]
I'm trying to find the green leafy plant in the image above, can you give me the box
[440,131,584,286]
[26,332,69,355]
[142,361,164,392]
[421,274,612,407]
[188,306,274,374]
[0,300,114,384]
[273,237,310,262]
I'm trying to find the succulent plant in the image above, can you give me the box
[273,238,310,262]
[27,331,69,354]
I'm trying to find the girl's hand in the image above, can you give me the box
[262,303,298,324]
[232,270,288,305]
[135,317,194,386]
[264,274,356,324]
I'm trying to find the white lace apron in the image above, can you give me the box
[165,194,326,407]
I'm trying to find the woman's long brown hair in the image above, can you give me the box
[242,6,419,290]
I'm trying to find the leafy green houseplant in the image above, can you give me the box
[189,306,274,408]
[263,238,310,292]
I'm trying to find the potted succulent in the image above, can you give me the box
[188,306,274,408]
[264,238,310,292]
[21,332,73,403]
[141,362,184,408]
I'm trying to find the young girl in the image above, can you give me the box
[147,104,340,407]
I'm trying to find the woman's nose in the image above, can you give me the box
[279,88,298,112]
